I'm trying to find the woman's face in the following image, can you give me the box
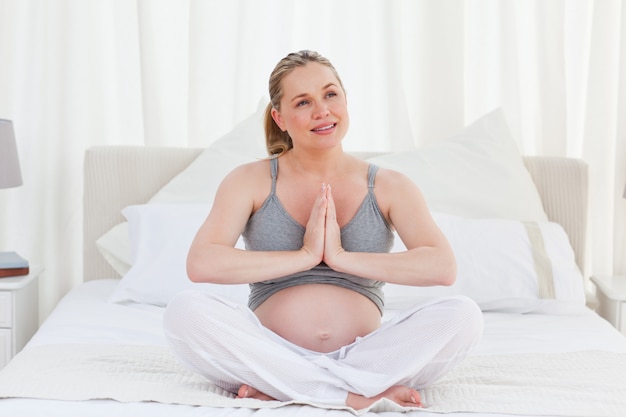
[272,62,349,151]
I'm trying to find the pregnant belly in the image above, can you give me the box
[253,284,382,353]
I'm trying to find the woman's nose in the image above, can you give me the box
[313,102,330,118]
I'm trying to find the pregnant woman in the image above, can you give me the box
[163,50,483,410]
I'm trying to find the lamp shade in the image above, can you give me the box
[0,119,23,189]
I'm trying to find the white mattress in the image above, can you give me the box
[0,279,625,417]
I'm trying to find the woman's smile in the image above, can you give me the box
[311,123,337,134]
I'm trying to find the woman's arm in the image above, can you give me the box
[323,169,456,287]
[186,162,322,284]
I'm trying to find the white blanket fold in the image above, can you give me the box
[0,344,625,416]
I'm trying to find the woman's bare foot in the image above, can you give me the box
[346,385,422,410]
[236,384,276,401]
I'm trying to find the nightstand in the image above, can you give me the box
[591,274,626,336]
[0,266,40,368]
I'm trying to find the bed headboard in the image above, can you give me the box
[83,146,588,281]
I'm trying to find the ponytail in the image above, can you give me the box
[264,102,292,156]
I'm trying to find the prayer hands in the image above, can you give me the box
[302,184,344,267]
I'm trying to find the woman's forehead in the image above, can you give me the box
[281,63,340,99]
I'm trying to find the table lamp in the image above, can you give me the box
[0,119,23,189]
[0,119,28,276]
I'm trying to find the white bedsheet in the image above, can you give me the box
[0,279,625,417]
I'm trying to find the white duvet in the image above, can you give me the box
[0,279,625,417]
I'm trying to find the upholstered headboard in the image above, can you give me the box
[83,147,588,281]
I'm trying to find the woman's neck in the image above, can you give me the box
[284,146,348,182]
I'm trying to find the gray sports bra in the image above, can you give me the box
[242,157,394,314]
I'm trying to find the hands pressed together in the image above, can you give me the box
[301,184,345,268]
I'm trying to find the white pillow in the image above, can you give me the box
[367,108,548,222]
[385,213,586,314]
[95,222,132,276]
[108,204,250,306]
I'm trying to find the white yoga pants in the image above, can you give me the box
[163,291,483,406]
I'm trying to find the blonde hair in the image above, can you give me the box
[264,50,345,156]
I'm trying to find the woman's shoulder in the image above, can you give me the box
[371,165,416,190]
[371,164,426,206]
[219,158,272,188]
[226,158,271,178]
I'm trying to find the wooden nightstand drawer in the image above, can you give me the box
[0,292,12,327]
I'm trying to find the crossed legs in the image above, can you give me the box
[163,291,483,408]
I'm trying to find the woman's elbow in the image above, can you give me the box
[436,257,457,286]
[186,253,221,283]
[187,243,242,284]
[186,257,205,283]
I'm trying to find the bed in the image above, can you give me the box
[0,108,625,417]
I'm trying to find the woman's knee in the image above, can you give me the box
[446,295,484,344]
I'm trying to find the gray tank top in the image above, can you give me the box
[242,157,394,314]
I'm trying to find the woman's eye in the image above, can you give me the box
[326,92,337,98]
[296,100,309,107]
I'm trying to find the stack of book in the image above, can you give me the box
[0,251,29,278]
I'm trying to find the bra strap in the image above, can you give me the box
[270,157,278,194]
[367,164,379,190]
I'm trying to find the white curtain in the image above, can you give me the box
[0,0,624,320]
